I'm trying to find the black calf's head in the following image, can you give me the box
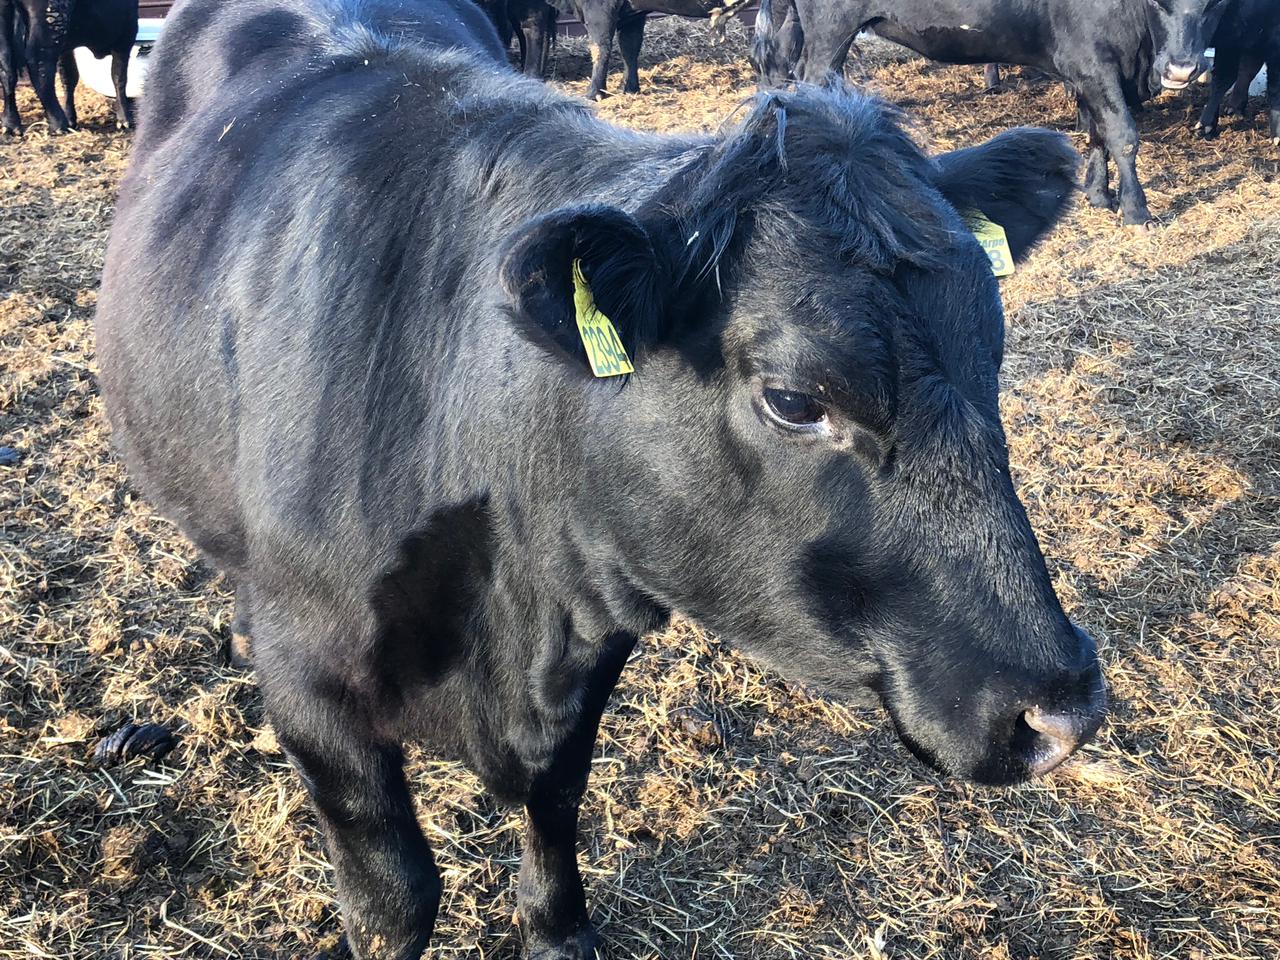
[502,86,1105,786]
[1144,0,1225,89]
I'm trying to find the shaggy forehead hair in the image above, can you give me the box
[656,83,955,286]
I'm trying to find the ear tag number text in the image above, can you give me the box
[572,259,635,378]
[965,210,1015,278]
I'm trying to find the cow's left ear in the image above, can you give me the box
[499,204,667,376]
[933,127,1080,262]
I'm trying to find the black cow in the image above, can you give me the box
[1195,0,1279,145]
[0,0,136,135]
[96,0,1106,956]
[477,0,558,77]
[565,0,745,100]
[753,0,1229,227]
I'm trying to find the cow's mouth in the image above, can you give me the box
[1161,77,1192,90]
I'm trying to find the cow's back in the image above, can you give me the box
[135,0,504,152]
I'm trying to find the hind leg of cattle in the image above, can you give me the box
[617,11,645,94]
[22,4,71,133]
[1267,57,1279,144]
[108,42,131,127]
[1223,54,1264,116]
[519,3,554,78]
[582,0,619,99]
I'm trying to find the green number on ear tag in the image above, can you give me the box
[965,210,1015,278]
[573,259,635,378]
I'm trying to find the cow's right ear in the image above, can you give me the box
[499,204,668,375]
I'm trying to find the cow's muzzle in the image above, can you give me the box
[1161,60,1202,90]
[1002,626,1108,778]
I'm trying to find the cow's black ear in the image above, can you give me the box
[499,204,667,374]
[933,127,1079,262]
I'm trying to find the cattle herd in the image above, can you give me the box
[1,0,1275,958]
[1,0,1278,223]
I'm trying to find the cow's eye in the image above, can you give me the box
[763,388,828,429]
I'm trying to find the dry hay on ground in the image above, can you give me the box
[2,20,1279,960]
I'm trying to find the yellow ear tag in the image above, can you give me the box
[965,210,1015,278]
[572,259,635,378]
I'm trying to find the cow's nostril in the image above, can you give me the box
[1017,707,1089,776]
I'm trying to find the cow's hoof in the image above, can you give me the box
[1085,193,1117,212]
[1271,136,1280,149]
[523,926,599,959]
[94,722,178,765]
[1193,121,1218,139]
[1124,218,1160,233]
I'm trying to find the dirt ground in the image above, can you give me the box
[3,18,1279,960]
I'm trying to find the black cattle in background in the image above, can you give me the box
[477,0,558,77]
[97,0,1107,956]
[560,0,746,99]
[0,0,136,135]
[1195,0,1279,144]
[753,0,1229,227]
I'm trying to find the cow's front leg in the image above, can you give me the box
[794,0,864,83]
[517,632,635,959]
[520,784,596,959]
[57,50,77,129]
[258,628,440,960]
[1194,46,1240,139]
[1079,84,1152,226]
[0,2,21,134]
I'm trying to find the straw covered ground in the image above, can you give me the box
[2,18,1279,960]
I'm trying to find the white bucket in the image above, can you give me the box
[73,18,163,100]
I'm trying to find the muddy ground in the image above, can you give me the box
[2,19,1278,960]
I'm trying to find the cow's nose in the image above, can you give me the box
[1163,61,1199,85]
[1008,626,1107,776]
[1020,706,1098,775]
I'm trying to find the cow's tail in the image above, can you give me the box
[751,0,797,88]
